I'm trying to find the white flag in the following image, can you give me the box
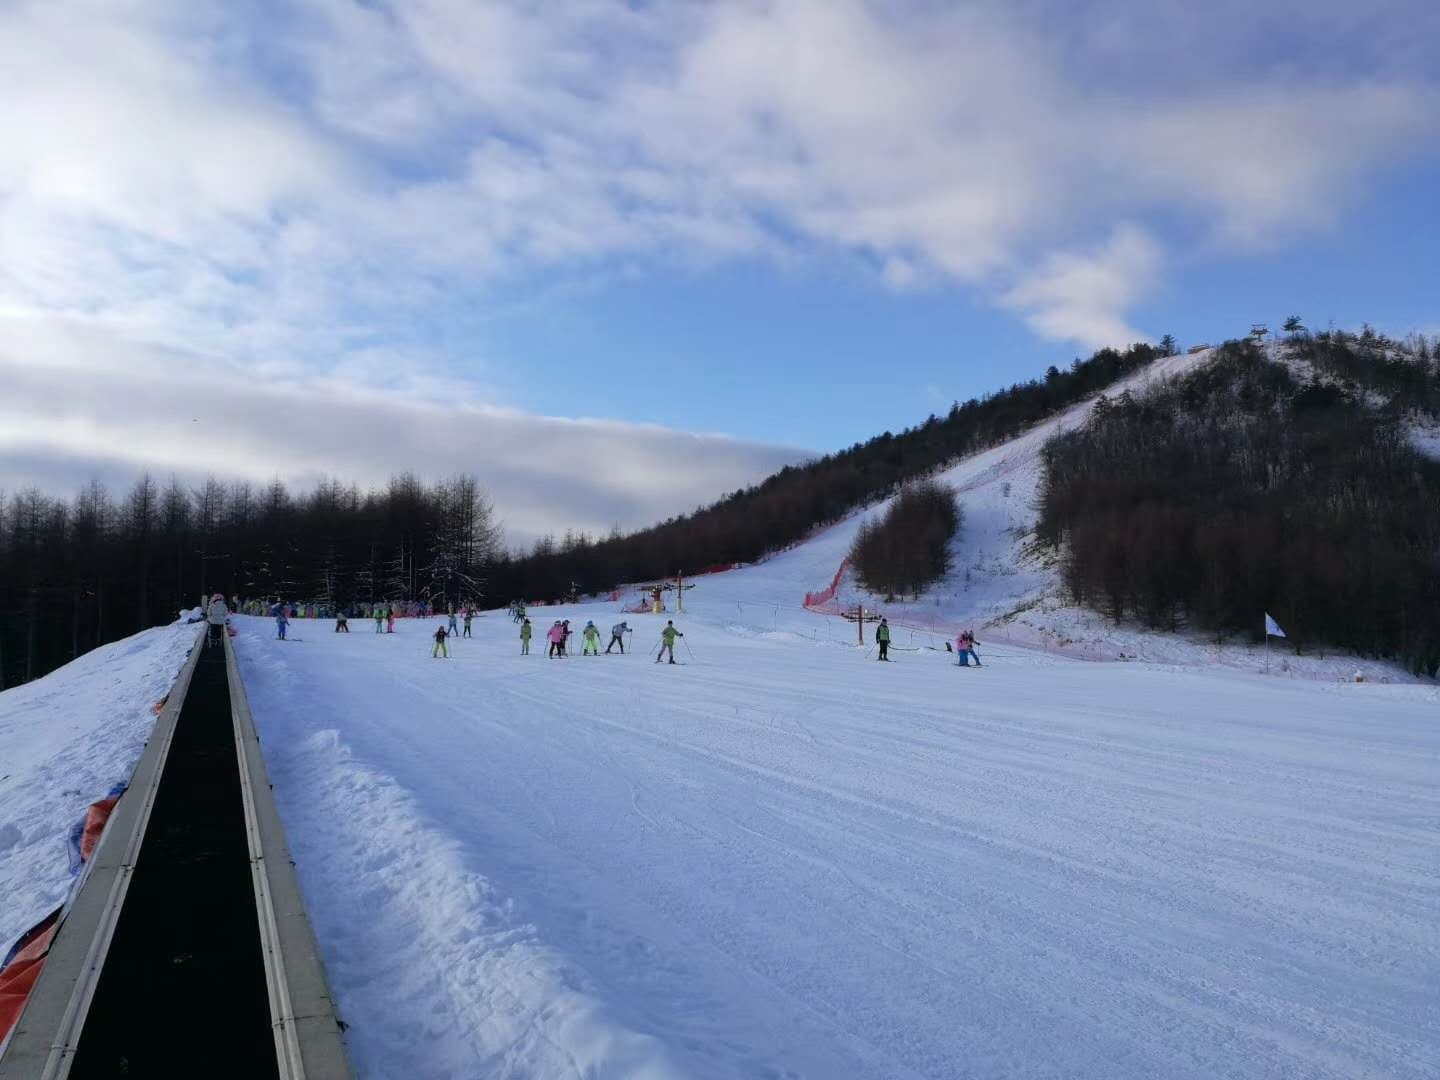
[1264,613,1286,639]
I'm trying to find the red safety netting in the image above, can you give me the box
[803,557,851,611]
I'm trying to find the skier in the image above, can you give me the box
[448,606,459,637]
[463,609,473,638]
[387,607,396,634]
[561,620,573,657]
[606,620,629,654]
[432,625,449,659]
[520,617,533,655]
[547,621,565,658]
[375,607,385,633]
[656,620,683,664]
[206,593,228,647]
[875,617,891,661]
[336,607,349,633]
[957,629,982,667]
[276,607,289,641]
[582,621,601,656]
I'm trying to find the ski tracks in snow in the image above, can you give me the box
[234,614,1440,1080]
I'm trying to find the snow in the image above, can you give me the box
[232,602,1439,1080]
[0,620,198,961]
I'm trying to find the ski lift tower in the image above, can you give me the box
[1250,323,1269,344]
[841,604,880,647]
[668,571,697,614]
[646,582,671,614]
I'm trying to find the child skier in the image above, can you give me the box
[375,607,384,633]
[957,629,981,667]
[276,607,289,640]
[656,620,683,664]
[520,617,533,654]
[875,617,891,661]
[335,608,349,633]
[448,606,459,637]
[582,621,601,656]
[432,625,449,658]
[547,621,564,658]
[606,621,629,654]
[561,620,573,657]
[387,607,395,633]
[463,608,473,638]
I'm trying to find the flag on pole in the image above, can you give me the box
[1264,613,1287,639]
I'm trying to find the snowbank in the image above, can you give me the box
[0,622,198,960]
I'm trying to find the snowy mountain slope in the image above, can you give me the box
[233,608,1439,1080]
[683,344,1427,681]
[663,348,1217,629]
[0,620,198,962]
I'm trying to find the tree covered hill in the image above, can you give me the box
[1037,335,1440,676]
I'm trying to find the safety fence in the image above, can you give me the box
[802,557,851,612]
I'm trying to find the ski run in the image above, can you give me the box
[222,591,1437,1080]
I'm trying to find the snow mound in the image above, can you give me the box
[0,622,197,960]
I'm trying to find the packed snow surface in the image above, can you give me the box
[233,603,1439,1080]
[0,621,198,960]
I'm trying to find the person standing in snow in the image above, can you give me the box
[386,607,396,634]
[276,607,289,641]
[606,620,629,654]
[336,607,349,633]
[561,620,573,657]
[432,625,449,658]
[206,594,228,647]
[520,617,533,654]
[462,609,473,638]
[957,629,981,667]
[656,620,683,664]
[582,621,601,656]
[547,621,564,658]
[875,617,891,661]
[374,607,384,633]
[448,606,459,637]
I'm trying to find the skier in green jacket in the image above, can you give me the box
[374,607,385,633]
[875,617,891,661]
[582,621,601,656]
[519,618,532,655]
[656,620,683,664]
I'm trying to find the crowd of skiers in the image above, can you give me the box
[231,595,984,670]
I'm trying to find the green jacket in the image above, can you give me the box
[661,625,682,645]
[875,623,890,643]
[583,626,600,641]
[520,623,532,640]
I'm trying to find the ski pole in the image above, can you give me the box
[683,637,696,661]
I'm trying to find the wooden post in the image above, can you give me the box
[678,570,685,614]
[858,604,864,647]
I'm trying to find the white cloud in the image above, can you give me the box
[0,319,803,545]
[1001,225,1163,350]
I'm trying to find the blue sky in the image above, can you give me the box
[2,0,1438,542]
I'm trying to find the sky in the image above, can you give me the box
[2,0,1438,545]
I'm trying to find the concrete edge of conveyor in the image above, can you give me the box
[0,627,206,1080]
[224,632,354,1080]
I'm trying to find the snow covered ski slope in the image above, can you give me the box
[233,607,1439,1080]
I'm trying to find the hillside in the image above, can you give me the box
[687,336,1438,681]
